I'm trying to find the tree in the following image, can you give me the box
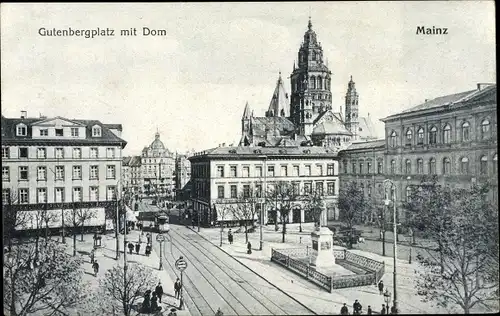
[66,203,97,256]
[4,240,89,316]
[265,181,300,243]
[229,191,258,244]
[337,181,368,249]
[97,263,159,316]
[414,183,499,314]
[403,175,454,273]
[214,202,232,246]
[3,191,31,251]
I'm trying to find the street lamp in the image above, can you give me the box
[383,179,398,314]
[156,232,166,270]
[258,155,267,251]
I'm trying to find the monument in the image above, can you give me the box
[310,206,336,269]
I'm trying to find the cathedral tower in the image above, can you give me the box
[289,18,333,137]
[344,76,360,140]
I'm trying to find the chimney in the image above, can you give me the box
[425,99,429,102]
[20,111,27,119]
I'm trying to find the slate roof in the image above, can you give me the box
[190,145,339,160]
[357,116,377,139]
[129,156,142,167]
[312,114,352,136]
[123,156,132,166]
[252,116,296,137]
[267,74,290,117]
[105,124,123,131]
[342,139,385,151]
[1,116,127,147]
[384,84,496,120]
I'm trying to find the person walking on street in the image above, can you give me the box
[390,305,397,314]
[155,282,164,303]
[151,292,159,312]
[90,248,95,264]
[353,299,362,315]
[92,261,99,277]
[381,304,386,315]
[128,242,134,254]
[145,243,151,256]
[215,307,224,316]
[378,280,384,295]
[340,303,349,315]
[228,229,233,245]
[168,308,177,316]
[367,305,372,315]
[174,278,182,299]
[135,243,141,255]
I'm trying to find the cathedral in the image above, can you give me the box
[239,18,377,148]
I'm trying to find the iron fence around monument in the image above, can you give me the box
[271,248,385,292]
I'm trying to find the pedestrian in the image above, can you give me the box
[135,243,141,255]
[340,303,349,315]
[90,248,95,264]
[155,282,164,303]
[367,305,372,315]
[128,242,134,254]
[381,304,386,315]
[378,280,384,295]
[215,307,224,316]
[174,278,182,299]
[151,292,160,312]
[168,308,177,316]
[142,290,151,313]
[92,261,99,277]
[353,299,362,315]
[390,305,397,314]
[146,232,152,244]
[139,233,143,244]
[247,241,252,254]
[228,229,233,245]
[145,243,151,256]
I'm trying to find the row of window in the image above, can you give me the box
[388,154,498,175]
[1,146,116,159]
[292,75,331,91]
[16,124,102,137]
[2,165,117,182]
[215,181,337,199]
[344,160,384,175]
[2,186,116,204]
[214,164,336,178]
[389,119,493,147]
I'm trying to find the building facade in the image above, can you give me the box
[239,19,377,149]
[175,153,192,201]
[140,132,175,199]
[339,83,498,223]
[1,112,127,230]
[189,146,340,227]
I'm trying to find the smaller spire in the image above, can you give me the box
[308,16,312,30]
[350,75,353,81]
[242,102,251,119]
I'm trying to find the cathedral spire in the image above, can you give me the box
[308,16,312,30]
[242,102,251,119]
[266,72,289,117]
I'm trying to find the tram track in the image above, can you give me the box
[167,227,315,315]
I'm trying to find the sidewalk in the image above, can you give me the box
[74,230,191,316]
[327,221,438,250]
[191,225,452,314]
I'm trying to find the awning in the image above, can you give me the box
[125,205,139,222]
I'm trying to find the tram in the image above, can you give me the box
[137,211,170,233]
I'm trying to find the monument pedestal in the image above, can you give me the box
[310,227,336,269]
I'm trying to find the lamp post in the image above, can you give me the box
[383,179,398,314]
[258,155,267,251]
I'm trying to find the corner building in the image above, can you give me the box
[188,146,340,227]
[1,112,126,230]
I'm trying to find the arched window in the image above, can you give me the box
[480,155,488,175]
[417,158,423,174]
[359,160,364,174]
[429,126,437,145]
[318,77,322,90]
[429,158,436,174]
[443,124,451,144]
[352,161,357,174]
[481,119,491,140]
[390,131,397,147]
[16,123,27,136]
[493,154,498,174]
[343,160,348,174]
[443,157,451,175]
[312,51,316,61]
[417,127,424,145]
[390,160,396,174]
[310,76,316,89]
[405,159,411,174]
[405,129,412,145]
[460,157,469,174]
[406,186,412,202]
[367,185,372,198]
[461,121,470,142]
[367,159,372,174]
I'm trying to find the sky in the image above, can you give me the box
[1,2,496,156]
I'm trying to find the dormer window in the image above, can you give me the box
[92,125,102,137]
[16,124,27,136]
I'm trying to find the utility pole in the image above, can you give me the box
[384,179,398,314]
